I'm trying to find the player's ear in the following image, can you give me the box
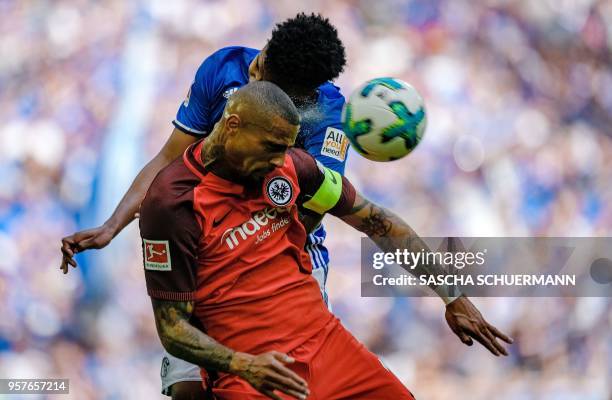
[249,59,263,81]
[249,49,266,82]
[225,114,241,134]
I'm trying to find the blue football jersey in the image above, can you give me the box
[173,46,348,174]
[173,46,349,301]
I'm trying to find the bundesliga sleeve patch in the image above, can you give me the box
[320,127,349,162]
[143,239,172,271]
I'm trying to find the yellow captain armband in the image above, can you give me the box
[302,165,343,215]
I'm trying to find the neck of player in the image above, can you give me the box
[200,135,243,183]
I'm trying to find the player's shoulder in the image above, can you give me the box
[143,156,200,212]
[140,154,202,238]
[318,82,344,100]
[209,45,258,60]
[193,46,258,93]
[288,147,314,161]
[140,155,201,235]
[316,82,345,117]
[198,46,258,72]
[288,148,319,173]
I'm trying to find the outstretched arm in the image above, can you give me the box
[341,195,456,297]
[60,128,196,273]
[339,193,513,356]
[152,299,309,400]
[292,149,513,356]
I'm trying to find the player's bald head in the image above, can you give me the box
[208,81,300,185]
[225,81,300,131]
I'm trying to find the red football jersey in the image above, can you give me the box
[139,140,355,354]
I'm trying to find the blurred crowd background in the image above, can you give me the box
[1,0,611,398]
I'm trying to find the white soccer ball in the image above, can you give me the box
[342,77,427,162]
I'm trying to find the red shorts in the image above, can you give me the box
[210,317,415,399]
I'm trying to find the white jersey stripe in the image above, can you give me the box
[308,234,325,269]
[173,119,207,134]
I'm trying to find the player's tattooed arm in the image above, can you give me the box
[340,193,455,296]
[151,298,234,372]
[340,193,513,356]
[151,299,311,397]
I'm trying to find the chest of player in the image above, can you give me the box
[191,182,316,306]
[200,199,297,259]
[193,171,305,265]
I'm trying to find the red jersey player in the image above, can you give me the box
[140,81,512,399]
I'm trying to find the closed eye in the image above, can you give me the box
[265,142,290,153]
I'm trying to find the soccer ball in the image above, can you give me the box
[342,77,427,162]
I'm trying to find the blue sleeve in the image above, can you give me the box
[303,84,349,175]
[304,122,349,176]
[173,55,222,136]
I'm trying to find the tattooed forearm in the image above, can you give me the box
[357,203,393,237]
[342,197,457,297]
[152,299,234,372]
[349,198,369,214]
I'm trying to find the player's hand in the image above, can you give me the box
[60,225,115,274]
[230,351,309,400]
[445,296,513,356]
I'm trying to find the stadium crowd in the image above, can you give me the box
[0,0,610,398]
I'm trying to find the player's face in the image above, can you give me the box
[225,114,298,180]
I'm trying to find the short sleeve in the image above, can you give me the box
[173,54,221,136]
[290,149,356,217]
[139,160,202,301]
[300,83,349,175]
[303,124,349,175]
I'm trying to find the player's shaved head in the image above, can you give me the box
[226,81,300,130]
[204,81,301,185]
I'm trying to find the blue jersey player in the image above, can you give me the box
[174,45,347,305]
[61,13,348,400]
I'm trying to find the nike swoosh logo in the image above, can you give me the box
[327,169,338,185]
[212,209,232,228]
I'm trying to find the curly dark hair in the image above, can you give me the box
[265,13,346,93]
